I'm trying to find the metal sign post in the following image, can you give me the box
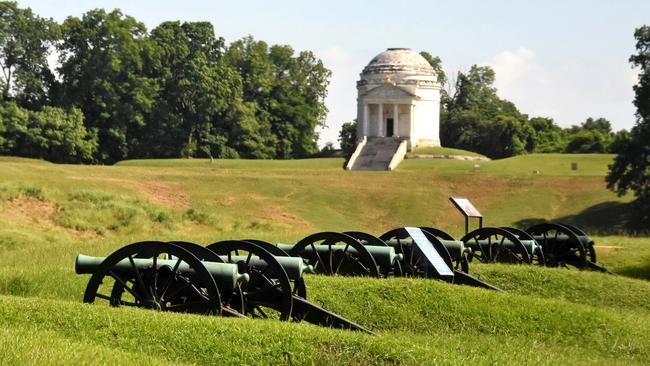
[449,196,483,235]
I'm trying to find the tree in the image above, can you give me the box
[441,65,535,158]
[0,101,97,162]
[607,26,650,219]
[338,120,357,156]
[0,2,58,109]
[57,9,157,163]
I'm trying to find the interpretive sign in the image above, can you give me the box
[405,227,454,277]
[449,197,482,218]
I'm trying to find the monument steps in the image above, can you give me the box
[350,137,402,171]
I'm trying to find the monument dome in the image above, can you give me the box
[354,48,441,153]
[361,48,436,77]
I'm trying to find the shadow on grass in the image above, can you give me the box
[514,201,648,236]
[615,265,650,281]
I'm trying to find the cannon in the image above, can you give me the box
[525,223,608,271]
[76,240,372,333]
[378,227,501,291]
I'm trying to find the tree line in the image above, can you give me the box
[0,2,330,163]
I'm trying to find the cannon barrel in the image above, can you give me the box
[383,239,466,260]
[75,254,249,290]
[276,243,400,268]
[220,255,314,280]
[461,239,540,255]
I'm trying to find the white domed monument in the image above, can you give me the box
[346,48,442,171]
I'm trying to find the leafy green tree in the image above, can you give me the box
[338,120,357,156]
[441,65,535,158]
[419,51,446,85]
[0,101,97,162]
[529,117,567,153]
[0,2,58,109]
[57,9,157,163]
[607,26,650,218]
[225,37,330,158]
[565,129,610,153]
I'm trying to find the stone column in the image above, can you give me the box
[393,103,399,137]
[378,103,384,136]
[363,103,369,137]
[409,103,415,145]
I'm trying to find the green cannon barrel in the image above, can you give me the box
[276,243,400,268]
[220,255,313,280]
[75,254,249,290]
[383,239,466,260]
[462,239,539,255]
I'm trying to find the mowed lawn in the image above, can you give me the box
[0,153,648,365]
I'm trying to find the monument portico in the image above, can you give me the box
[356,48,441,148]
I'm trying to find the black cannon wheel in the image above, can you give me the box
[525,223,591,268]
[168,241,225,262]
[499,228,546,265]
[84,241,223,315]
[379,227,457,277]
[243,239,291,256]
[343,231,403,277]
[291,232,380,277]
[206,240,293,321]
[241,239,306,298]
[418,227,456,240]
[461,227,532,264]
[556,224,596,263]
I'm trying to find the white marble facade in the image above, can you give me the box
[356,48,441,148]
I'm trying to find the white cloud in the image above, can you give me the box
[485,48,637,131]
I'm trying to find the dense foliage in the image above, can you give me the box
[0,2,330,163]
[607,26,650,219]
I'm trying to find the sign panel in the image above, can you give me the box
[449,197,482,218]
[405,227,454,277]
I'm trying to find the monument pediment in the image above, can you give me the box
[362,84,416,98]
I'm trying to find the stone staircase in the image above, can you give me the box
[349,137,403,170]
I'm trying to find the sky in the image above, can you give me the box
[19,0,650,146]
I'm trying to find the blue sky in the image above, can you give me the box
[19,0,649,146]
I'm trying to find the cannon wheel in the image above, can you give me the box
[291,232,380,277]
[84,241,223,315]
[343,231,403,277]
[461,227,532,264]
[243,239,291,256]
[525,223,591,268]
[206,240,293,321]
[418,227,469,273]
[499,228,546,265]
[379,228,456,278]
[167,241,225,262]
[242,239,306,299]
[418,227,456,240]
[555,223,597,264]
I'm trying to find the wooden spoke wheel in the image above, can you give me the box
[343,231,403,277]
[242,239,291,256]
[206,240,293,321]
[241,239,306,298]
[84,241,223,315]
[379,228,456,278]
[291,232,379,277]
[460,227,532,264]
[499,228,546,265]
[525,223,591,268]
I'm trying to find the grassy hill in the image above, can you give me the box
[0,153,648,365]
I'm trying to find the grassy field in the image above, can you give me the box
[0,153,648,365]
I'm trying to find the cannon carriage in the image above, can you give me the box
[76,240,372,333]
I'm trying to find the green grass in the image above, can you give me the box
[0,153,648,364]
[408,145,486,157]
